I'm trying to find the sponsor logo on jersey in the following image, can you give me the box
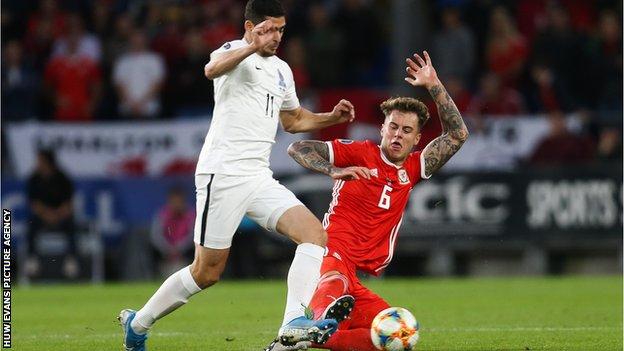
[398,169,410,184]
[277,69,286,91]
[223,42,231,50]
[370,168,378,177]
[338,139,353,144]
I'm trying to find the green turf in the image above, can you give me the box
[12,276,623,350]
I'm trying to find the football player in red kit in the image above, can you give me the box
[264,51,469,351]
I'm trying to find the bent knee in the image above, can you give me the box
[300,226,327,246]
[191,264,222,289]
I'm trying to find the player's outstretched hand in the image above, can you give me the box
[404,51,440,89]
[330,166,371,181]
[330,99,355,124]
[251,20,276,51]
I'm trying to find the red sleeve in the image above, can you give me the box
[326,139,369,167]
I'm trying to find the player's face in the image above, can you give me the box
[380,111,421,163]
[259,16,286,57]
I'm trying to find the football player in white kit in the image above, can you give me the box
[118,1,358,350]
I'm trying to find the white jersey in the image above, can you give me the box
[196,39,300,176]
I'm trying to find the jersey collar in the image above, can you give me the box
[378,146,402,169]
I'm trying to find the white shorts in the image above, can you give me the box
[193,172,303,249]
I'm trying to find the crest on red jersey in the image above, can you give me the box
[398,169,410,184]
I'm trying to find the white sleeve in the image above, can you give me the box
[209,40,249,59]
[420,152,431,179]
[280,65,300,111]
[325,141,335,164]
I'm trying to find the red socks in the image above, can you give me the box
[313,328,377,351]
[309,273,377,350]
[309,273,349,319]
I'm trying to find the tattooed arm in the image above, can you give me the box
[287,140,372,180]
[405,51,469,177]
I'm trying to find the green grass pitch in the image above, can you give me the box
[12,276,622,350]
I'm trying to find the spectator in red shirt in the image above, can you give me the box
[200,2,240,50]
[44,32,102,122]
[529,111,595,165]
[486,6,528,87]
[516,0,548,41]
[444,76,472,114]
[152,22,187,68]
[525,63,573,113]
[469,72,525,117]
[26,0,67,43]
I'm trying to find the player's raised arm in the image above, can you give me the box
[405,51,469,178]
[204,20,276,79]
[288,140,371,180]
[279,99,355,133]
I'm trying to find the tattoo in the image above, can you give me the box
[423,84,469,177]
[288,140,335,176]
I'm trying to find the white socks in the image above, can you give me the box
[129,244,324,333]
[131,265,201,334]
[281,243,324,326]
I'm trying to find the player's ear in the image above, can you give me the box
[414,132,421,146]
[244,20,255,32]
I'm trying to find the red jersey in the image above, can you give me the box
[44,55,101,121]
[323,139,429,275]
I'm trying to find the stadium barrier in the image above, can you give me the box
[4,114,582,177]
[3,165,621,279]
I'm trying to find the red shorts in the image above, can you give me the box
[321,248,390,330]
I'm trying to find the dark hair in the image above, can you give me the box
[37,148,58,170]
[244,0,285,24]
[380,97,430,129]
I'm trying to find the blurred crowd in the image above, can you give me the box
[426,0,622,166]
[432,1,621,118]
[1,0,391,121]
[1,0,622,162]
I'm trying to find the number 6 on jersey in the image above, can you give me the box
[378,185,393,209]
